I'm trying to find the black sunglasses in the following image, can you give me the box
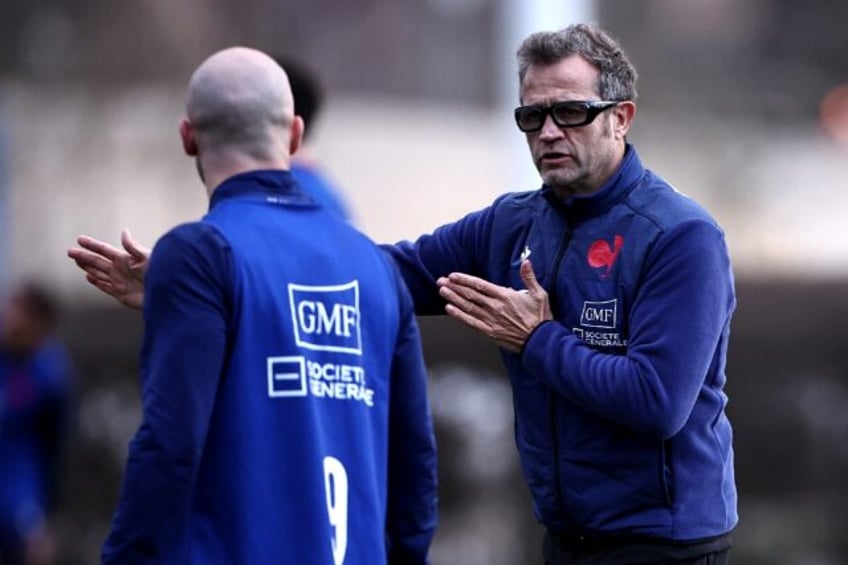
[513,100,620,132]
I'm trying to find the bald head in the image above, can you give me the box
[184,47,299,167]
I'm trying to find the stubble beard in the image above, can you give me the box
[539,161,587,198]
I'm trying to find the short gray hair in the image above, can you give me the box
[516,23,638,101]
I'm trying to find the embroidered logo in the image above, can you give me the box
[580,299,617,329]
[587,235,624,278]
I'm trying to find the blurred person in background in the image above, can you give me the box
[86,47,436,563]
[67,23,737,565]
[276,54,353,221]
[0,281,72,565]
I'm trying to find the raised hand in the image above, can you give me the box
[436,259,552,353]
[67,229,151,310]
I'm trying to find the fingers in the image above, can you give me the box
[444,303,491,334]
[83,265,116,285]
[68,246,116,274]
[439,280,496,335]
[438,277,485,314]
[445,272,504,298]
[75,235,126,261]
[121,228,151,260]
[520,259,543,293]
[84,274,119,298]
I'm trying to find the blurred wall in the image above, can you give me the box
[1,0,847,292]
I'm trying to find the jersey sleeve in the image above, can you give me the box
[522,220,735,439]
[102,223,233,563]
[382,202,498,316]
[384,260,438,564]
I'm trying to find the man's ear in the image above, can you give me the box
[289,115,305,156]
[179,118,198,156]
[612,101,637,140]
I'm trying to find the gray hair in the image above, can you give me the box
[516,23,638,101]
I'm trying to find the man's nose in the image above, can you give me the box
[538,114,565,140]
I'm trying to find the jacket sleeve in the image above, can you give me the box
[382,202,499,316]
[522,220,735,439]
[102,224,232,564]
[384,265,438,564]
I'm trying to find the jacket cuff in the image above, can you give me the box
[520,319,558,363]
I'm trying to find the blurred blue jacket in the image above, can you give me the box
[386,145,737,541]
[0,337,72,552]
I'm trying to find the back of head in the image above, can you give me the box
[187,47,295,161]
[516,23,638,101]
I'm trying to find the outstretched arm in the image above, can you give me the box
[67,229,150,310]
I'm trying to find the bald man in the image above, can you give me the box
[100,47,437,564]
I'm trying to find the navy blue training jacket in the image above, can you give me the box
[387,145,737,540]
[103,170,438,564]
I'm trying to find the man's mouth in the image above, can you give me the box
[540,152,570,164]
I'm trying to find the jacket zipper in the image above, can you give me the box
[546,225,572,519]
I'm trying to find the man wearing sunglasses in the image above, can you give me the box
[415,25,737,564]
[69,23,736,565]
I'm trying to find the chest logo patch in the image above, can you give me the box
[580,299,618,329]
[588,235,624,278]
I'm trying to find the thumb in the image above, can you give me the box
[121,228,150,260]
[520,259,543,293]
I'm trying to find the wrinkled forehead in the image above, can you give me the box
[520,55,601,103]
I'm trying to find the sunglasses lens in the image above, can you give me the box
[552,103,589,126]
[516,107,545,131]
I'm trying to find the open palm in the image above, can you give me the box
[67,229,150,310]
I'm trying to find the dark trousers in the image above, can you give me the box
[543,531,731,565]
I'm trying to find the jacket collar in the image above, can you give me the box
[542,143,644,219]
[209,169,317,210]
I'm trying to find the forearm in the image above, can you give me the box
[522,321,712,438]
[385,426,438,563]
[382,241,446,315]
[385,291,438,561]
[382,204,495,316]
[522,220,734,438]
[102,424,197,563]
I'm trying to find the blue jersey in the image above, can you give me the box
[387,145,736,542]
[102,170,437,564]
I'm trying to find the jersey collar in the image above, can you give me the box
[209,169,318,210]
